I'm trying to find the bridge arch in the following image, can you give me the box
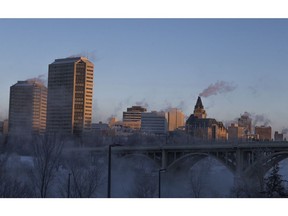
[245,151,288,178]
[167,152,235,174]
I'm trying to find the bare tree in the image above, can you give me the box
[29,134,63,198]
[230,179,260,198]
[0,153,35,198]
[0,177,34,198]
[124,157,158,198]
[129,171,157,198]
[59,152,105,198]
[189,158,211,198]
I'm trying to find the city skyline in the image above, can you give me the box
[1,19,288,135]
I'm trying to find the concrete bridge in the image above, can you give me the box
[83,141,288,188]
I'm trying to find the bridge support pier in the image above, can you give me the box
[234,149,244,188]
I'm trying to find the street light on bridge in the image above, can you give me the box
[108,143,122,198]
[158,168,167,198]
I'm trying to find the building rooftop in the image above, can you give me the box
[50,56,93,65]
[186,114,226,129]
[12,80,46,87]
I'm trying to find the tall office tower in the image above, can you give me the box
[47,57,94,135]
[141,111,168,134]
[8,80,47,135]
[123,106,147,129]
[167,108,185,131]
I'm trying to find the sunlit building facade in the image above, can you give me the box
[255,126,272,141]
[228,123,245,141]
[8,80,47,135]
[46,57,94,135]
[167,108,185,131]
[123,106,147,130]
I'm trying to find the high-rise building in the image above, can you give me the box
[47,57,94,135]
[123,106,147,129]
[167,108,185,131]
[8,80,47,135]
[141,111,168,134]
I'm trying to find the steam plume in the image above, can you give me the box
[282,128,288,134]
[253,114,271,127]
[239,111,271,127]
[26,74,47,85]
[135,99,149,109]
[69,50,97,62]
[199,81,237,98]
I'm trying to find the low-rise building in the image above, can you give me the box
[123,106,147,130]
[255,126,272,141]
[141,111,168,134]
[228,123,245,141]
[274,131,284,141]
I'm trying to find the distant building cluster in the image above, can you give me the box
[0,56,285,143]
[108,106,185,135]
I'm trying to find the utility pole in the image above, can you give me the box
[67,173,71,198]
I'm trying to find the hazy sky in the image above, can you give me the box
[1,19,288,133]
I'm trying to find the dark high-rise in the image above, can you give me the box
[8,80,47,135]
[46,57,94,135]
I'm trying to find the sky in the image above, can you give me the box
[1,19,288,134]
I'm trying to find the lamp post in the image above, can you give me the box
[67,173,71,198]
[158,168,166,198]
[108,143,122,198]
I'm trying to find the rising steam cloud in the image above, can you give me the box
[199,81,237,98]
[241,111,271,127]
[69,50,97,62]
[26,74,47,85]
[253,114,271,127]
[282,128,288,134]
[135,99,149,109]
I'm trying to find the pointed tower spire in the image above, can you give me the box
[195,96,204,109]
[193,96,207,119]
